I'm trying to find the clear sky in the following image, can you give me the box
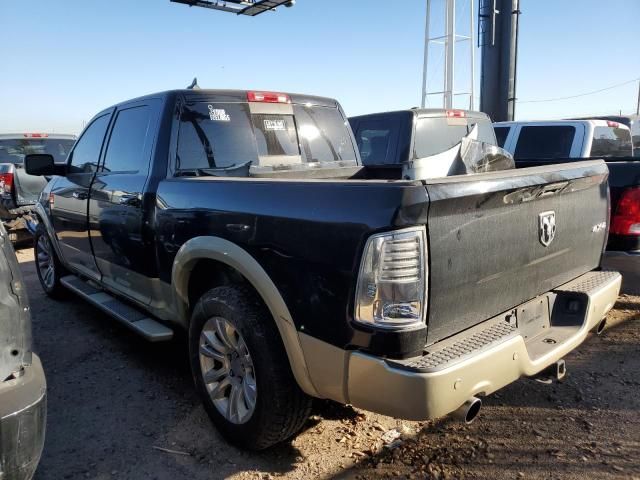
[1,0,638,134]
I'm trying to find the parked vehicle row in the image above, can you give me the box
[495,120,639,293]
[22,90,623,451]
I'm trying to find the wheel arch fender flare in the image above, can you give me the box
[34,203,65,261]
[171,236,319,397]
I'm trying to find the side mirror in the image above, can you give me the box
[24,154,58,176]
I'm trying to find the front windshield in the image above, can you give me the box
[0,138,75,164]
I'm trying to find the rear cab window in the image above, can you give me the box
[176,99,357,177]
[414,115,497,158]
[514,126,575,160]
[590,124,633,157]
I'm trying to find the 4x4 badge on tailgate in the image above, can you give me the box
[539,211,556,247]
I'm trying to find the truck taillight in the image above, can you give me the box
[247,91,291,104]
[610,187,640,236]
[0,172,13,194]
[446,110,465,118]
[354,227,427,330]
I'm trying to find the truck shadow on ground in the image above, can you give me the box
[17,252,335,479]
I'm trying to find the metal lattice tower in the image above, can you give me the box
[421,0,476,110]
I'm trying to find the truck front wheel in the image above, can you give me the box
[189,285,312,450]
[34,225,66,299]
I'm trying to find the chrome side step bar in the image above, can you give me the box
[60,275,174,342]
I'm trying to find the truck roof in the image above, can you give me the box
[350,108,491,121]
[110,89,339,109]
[494,119,631,131]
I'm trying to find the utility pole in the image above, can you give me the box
[479,0,521,121]
[636,80,639,116]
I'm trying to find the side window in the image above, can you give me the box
[494,126,509,148]
[353,120,396,165]
[102,106,152,173]
[514,126,575,160]
[68,114,110,174]
[590,126,633,157]
[176,103,258,173]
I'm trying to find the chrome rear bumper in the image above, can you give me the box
[304,270,622,421]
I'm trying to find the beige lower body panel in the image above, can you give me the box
[302,271,622,421]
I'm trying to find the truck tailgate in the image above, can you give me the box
[424,160,609,344]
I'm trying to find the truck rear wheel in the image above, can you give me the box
[34,225,66,299]
[189,285,312,450]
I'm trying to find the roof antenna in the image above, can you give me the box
[187,77,200,90]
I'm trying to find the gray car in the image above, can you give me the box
[0,223,46,479]
[0,133,76,243]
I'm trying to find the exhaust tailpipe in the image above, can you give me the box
[451,397,482,424]
[596,319,607,335]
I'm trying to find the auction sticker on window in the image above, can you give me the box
[263,119,286,131]
[208,105,230,121]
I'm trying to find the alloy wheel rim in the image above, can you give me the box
[36,235,55,289]
[199,316,257,424]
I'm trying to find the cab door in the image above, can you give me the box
[50,112,112,280]
[88,99,160,305]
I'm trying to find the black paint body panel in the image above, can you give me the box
[424,162,609,344]
[155,177,430,355]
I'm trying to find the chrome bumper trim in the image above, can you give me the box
[344,271,621,420]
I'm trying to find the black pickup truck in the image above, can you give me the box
[26,89,622,450]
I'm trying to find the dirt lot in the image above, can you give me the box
[16,247,639,480]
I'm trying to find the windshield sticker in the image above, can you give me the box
[263,119,286,131]
[208,105,230,122]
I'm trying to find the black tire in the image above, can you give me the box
[34,224,67,299]
[189,285,312,450]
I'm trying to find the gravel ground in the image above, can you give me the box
[16,246,639,480]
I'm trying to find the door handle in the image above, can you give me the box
[72,191,88,200]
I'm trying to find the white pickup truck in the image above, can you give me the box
[493,119,634,159]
